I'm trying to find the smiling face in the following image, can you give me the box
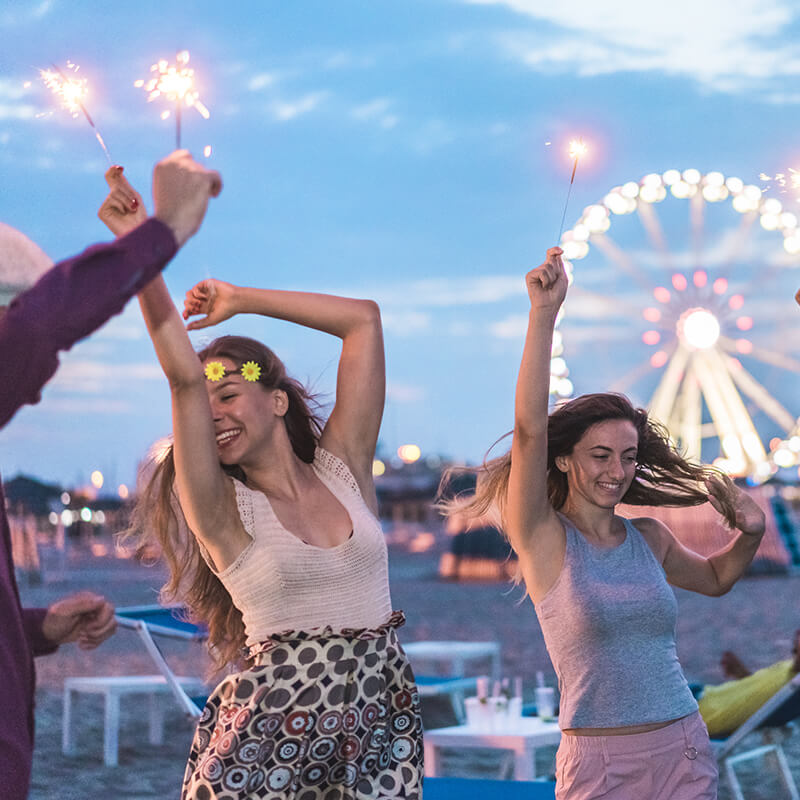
[556,418,639,510]
[204,357,286,466]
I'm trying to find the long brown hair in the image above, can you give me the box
[125,336,325,672]
[441,392,738,530]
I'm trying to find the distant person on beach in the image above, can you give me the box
[99,171,422,800]
[695,630,800,738]
[0,151,221,800]
[445,247,766,800]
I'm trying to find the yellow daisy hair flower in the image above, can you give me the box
[240,361,262,382]
[204,361,226,382]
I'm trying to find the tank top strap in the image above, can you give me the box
[313,446,363,500]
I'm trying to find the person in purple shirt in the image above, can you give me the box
[0,150,222,800]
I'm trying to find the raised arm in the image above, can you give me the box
[637,478,766,596]
[506,247,569,601]
[184,279,384,494]
[98,168,246,572]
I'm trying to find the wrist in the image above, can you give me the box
[154,212,189,249]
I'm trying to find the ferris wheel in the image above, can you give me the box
[553,168,800,482]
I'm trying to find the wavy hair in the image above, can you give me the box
[440,392,737,531]
[125,336,324,673]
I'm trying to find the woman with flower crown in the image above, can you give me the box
[99,168,422,800]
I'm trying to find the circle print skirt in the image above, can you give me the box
[182,610,422,800]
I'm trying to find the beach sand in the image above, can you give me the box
[21,542,800,799]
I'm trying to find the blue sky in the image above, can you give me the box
[1,0,800,491]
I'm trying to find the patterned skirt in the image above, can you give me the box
[181,611,423,800]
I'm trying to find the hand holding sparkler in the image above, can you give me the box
[152,150,222,248]
[98,167,148,238]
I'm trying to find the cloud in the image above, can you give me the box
[268,92,327,122]
[0,0,54,26]
[387,382,426,403]
[381,310,432,336]
[489,314,528,339]
[464,0,800,95]
[48,360,163,394]
[248,73,277,91]
[351,98,399,129]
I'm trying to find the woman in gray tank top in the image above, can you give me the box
[447,247,766,799]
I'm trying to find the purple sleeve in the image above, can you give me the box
[20,607,58,657]
[0,218,177,429]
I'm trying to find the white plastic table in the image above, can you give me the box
[402,641,502,681]
[424,717,562,780]
[62,675,206,766]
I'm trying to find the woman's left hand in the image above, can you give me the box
[706,476,765,537]
[97,166,147,237]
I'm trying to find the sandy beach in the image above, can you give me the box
[20,539,800,799]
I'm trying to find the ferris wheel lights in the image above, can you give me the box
[642,330,661,345]
[736,316,753,331]
[762,198,783,215]
[571,224,590,242]
[774,448,796,468]
[693,270,708,287]
[642,173,663,187]
[704,171,725,187]
[713,277,728,294]
[728,294,744,309]
[650,350,669,368]
[735,339,753,354]
[670,180,693,199]
[760,213,780,231]
[561,240,588,260]
[732,195,754,213]
[682,169,702,185]
[603,191,635,215]
[789,436,800,452]
[662,169,681,185]
[725,176,744,193]
[702,185,729,202]
[639,184,666,203]
[643,307,661,322]
[653,286,671,303]
[551,357,568,377]
[621,181,639,199]
[783,235,800,254]
[671,273,688,291]
[679,308,721,349]
[722,435,744,460]
[780,212,798,229]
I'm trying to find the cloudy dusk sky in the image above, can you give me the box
[1,0,800,491]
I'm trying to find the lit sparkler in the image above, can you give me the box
[557,138,587,243]
[135,51,210,149]
[38,61,112,165]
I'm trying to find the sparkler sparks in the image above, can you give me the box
[557,137,587,243]
[36,61,112,165]
[135,51,210,149]
[760,168,800,202]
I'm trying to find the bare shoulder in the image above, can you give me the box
[628,515,674,563]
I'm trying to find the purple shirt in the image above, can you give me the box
[0,219,177,798]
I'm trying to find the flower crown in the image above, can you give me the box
[204,360,262,382]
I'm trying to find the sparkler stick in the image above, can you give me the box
[557,138,587,243]
[135,51,210,149]
[39,62,113,165]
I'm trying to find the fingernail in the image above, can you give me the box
[131,198,138,209]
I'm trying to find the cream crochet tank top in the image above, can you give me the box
[200,447,393,647]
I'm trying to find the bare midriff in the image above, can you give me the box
[563,713,692,737]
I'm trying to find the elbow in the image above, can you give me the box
[356,299,381,328]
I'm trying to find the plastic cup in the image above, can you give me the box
[535,686,556,721]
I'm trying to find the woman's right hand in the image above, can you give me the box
[183,278,238,329]
[526,246,568,314]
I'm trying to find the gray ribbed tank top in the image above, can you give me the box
[534,515,698,729]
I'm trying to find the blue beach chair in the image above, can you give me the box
[425,777,555,799]
[115,604,210,719]
[712,672,800,800]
